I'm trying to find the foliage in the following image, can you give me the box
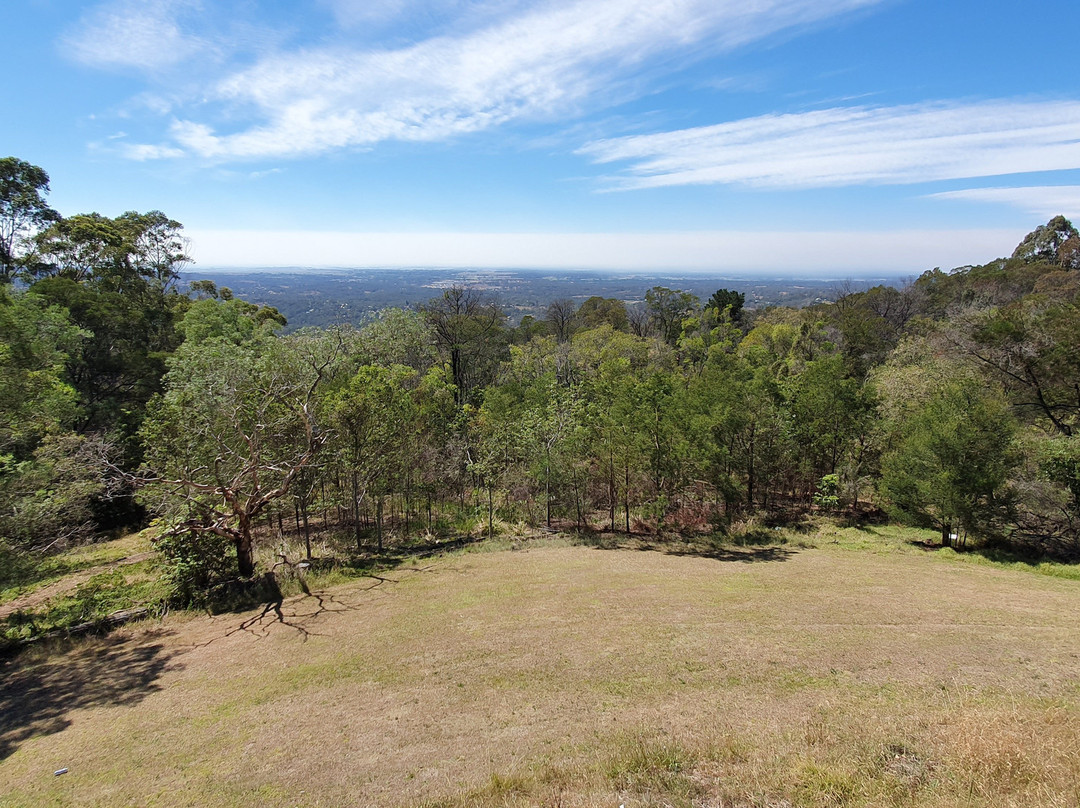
[0,433,118,551]
[879,378,1016,541]
[706,287,745,322]
[0,156,59,282]
[153,524,236,606]
[0,286,84,457]
[138,333,340,577]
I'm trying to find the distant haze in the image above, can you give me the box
[186,228,1021,276]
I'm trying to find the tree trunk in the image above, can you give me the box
[236,514,255,578]
[301,502,311,560]
[609,450,616,532]
[352,471,362,552]
[545,450,552,528]
[376,495,384,552]
[574,472,583,528]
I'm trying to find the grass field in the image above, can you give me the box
[2,525,1079,807]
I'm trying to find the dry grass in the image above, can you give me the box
[2,531,1079,807]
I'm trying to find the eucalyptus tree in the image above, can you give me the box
[577,296,629,332]
[783,353,874,501]
[545,298,577,343]
[0,157,59,282]
[645,286,700,345]
[0,287,84,458]
[325,364,420,551]
[469,383,533,537]
[139,332,343,578]
[0,286,101,551]
[28,211,192,444]
[421,286,507,405]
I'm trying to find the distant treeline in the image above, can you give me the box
[4,156,1080,603]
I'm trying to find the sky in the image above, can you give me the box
[4,0,1080,274]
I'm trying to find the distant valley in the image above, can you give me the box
[180,267,907,329]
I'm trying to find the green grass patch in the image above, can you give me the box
[1,559,168,645]
[805,520,1080,581]
[0,531,153,605]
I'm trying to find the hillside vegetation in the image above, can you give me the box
[5,156,1080,631]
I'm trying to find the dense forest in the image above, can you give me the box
[4,156,1080,613]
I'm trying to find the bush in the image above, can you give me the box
[153,527,235,606]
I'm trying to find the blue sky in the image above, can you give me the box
[5,0,1080,273]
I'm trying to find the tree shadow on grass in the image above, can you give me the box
[907,537,1080,568]
[194,556,462,648]
[0,629,178,761]
[575,532,796,564]
[653,543,795,563]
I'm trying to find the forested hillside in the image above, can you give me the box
[4,157,1080,627]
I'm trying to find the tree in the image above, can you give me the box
[707,288,745,323]
[355,308,437,373]
[785,354,871,487]
[0,157,59,283]
[879,378,1016,544]
[545,298,577,343]
[0,433,118,552]
[25,211,193,446]
[139,334,339,578]
[578,296,629,332]
[179,296,286,345]
[421,286,506,405]
[325,364,419,551]
[0,287,84,458]
[645,286,699,345]
[957,296,1080,436]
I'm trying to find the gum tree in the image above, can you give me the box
[139,332,340,578]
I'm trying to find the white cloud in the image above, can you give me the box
[929,186,1080,220]
[580,100,1080,189]
[64,0,208,71]
[185,228,1019,273]
[126,0,881,160]
[123,143,187,160]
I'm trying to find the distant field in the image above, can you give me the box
[2,529,1079,807]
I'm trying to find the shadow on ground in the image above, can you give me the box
[906,536,1080,568]
[0,629,178,761]
[195,557,462,648]
[575,533,796,564]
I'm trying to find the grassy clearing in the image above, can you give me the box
[0,532,167,647]
[0,531,153,605]
[2,529,1079,807]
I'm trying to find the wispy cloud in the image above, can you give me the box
[64,0,209,71]
[116,0,881,161]
[580,100,1080,189]
[929,186,1080,219]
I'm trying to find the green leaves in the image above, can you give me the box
[0,157,59,282]
[880,378,1016,538]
